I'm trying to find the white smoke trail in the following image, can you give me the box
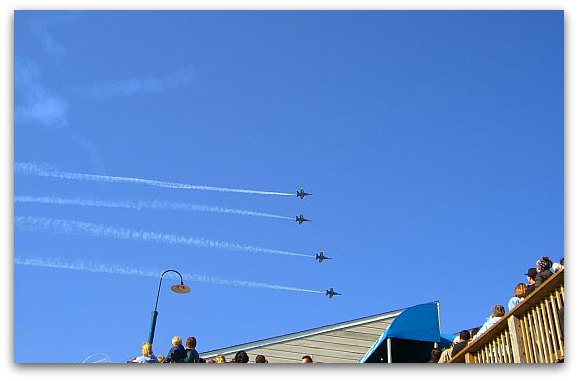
[15,195,293,220]
[14,256,324,294]
[15,216,314,258]
[81,353,113,364]
[15,162,294,196]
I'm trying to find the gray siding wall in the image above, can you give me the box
[203,316,395,363]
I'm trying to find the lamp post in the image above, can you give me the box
[148,269,190,345]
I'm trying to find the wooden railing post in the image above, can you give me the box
[507,315,526,363]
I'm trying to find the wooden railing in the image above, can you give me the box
[450,269,564,363]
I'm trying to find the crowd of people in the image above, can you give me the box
[129,255,563,364]
[128,335,315,364]
[432,255,564,363]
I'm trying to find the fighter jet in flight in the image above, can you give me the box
[316,251,331,263]
[297,188,313,199]
[295,213,310,225]
[326,288,341,299]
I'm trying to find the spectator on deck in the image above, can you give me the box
[451,330,471,358]
[470,327,480,341]
[473,305,505,340]
[427,348,442,363]
[552,257,564,273]
[163,336,187,363]
[534,257,554,288]
[508,283,527,311]
[301,355,313,363]
[232,350,249,363]
[437,345,453,363]
[524,267,538,297]
[129,342,158,363]
[184,336,200,363]
[255,354,268,363]
[215,354,226,363]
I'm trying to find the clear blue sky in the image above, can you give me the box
[14,10,563,363]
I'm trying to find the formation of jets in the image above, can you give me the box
[295,188,341,299]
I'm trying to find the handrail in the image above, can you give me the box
[450,269,564,363]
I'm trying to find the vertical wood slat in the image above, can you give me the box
[498,335,505,363]
[535,305,549,362]
[544,296,559,361]
[505,330,511,362]
[528,314,538,363]
[540,301,554,363]
[503,332,510,363]
[497,334,503,363]
[530,308,543,363]
[508,315,525,363]
[537,302,550,363]
[525,314,537,363]
[556,289,564,309]
[536,306,548,363]
[520,315,533,363]
[507,331,510,363]
[549,293,563,356]
[491,338,500,364]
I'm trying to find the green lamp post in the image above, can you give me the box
[147,269,190,345]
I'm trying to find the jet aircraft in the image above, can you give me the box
[316,251,331,263]
[295,213,310,225]
[297,188,313,199]
[326,288,341,299]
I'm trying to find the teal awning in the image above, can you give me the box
[359,302,441,363]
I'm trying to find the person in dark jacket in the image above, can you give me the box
[163,336,187,363]
[524,267,537,297]
[450,330,471,358]
[534,256,554,288]
[184,336,200,363]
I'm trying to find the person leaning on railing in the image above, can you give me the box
[472,305,505,340]
[508,283,527,311]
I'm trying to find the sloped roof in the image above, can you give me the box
[200,307,405,363]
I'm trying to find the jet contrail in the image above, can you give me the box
[14,162,294,196]
[14,195,293,220]
[14,256,324,294]
[15,216,314,258]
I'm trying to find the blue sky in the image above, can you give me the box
[13,10,563,363]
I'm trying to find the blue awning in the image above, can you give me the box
[359,302,441,363]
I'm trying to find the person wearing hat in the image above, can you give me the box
[524,267,537,297]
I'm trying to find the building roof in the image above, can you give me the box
[199,307,405,363]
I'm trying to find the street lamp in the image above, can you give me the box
[147,269,190,345]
